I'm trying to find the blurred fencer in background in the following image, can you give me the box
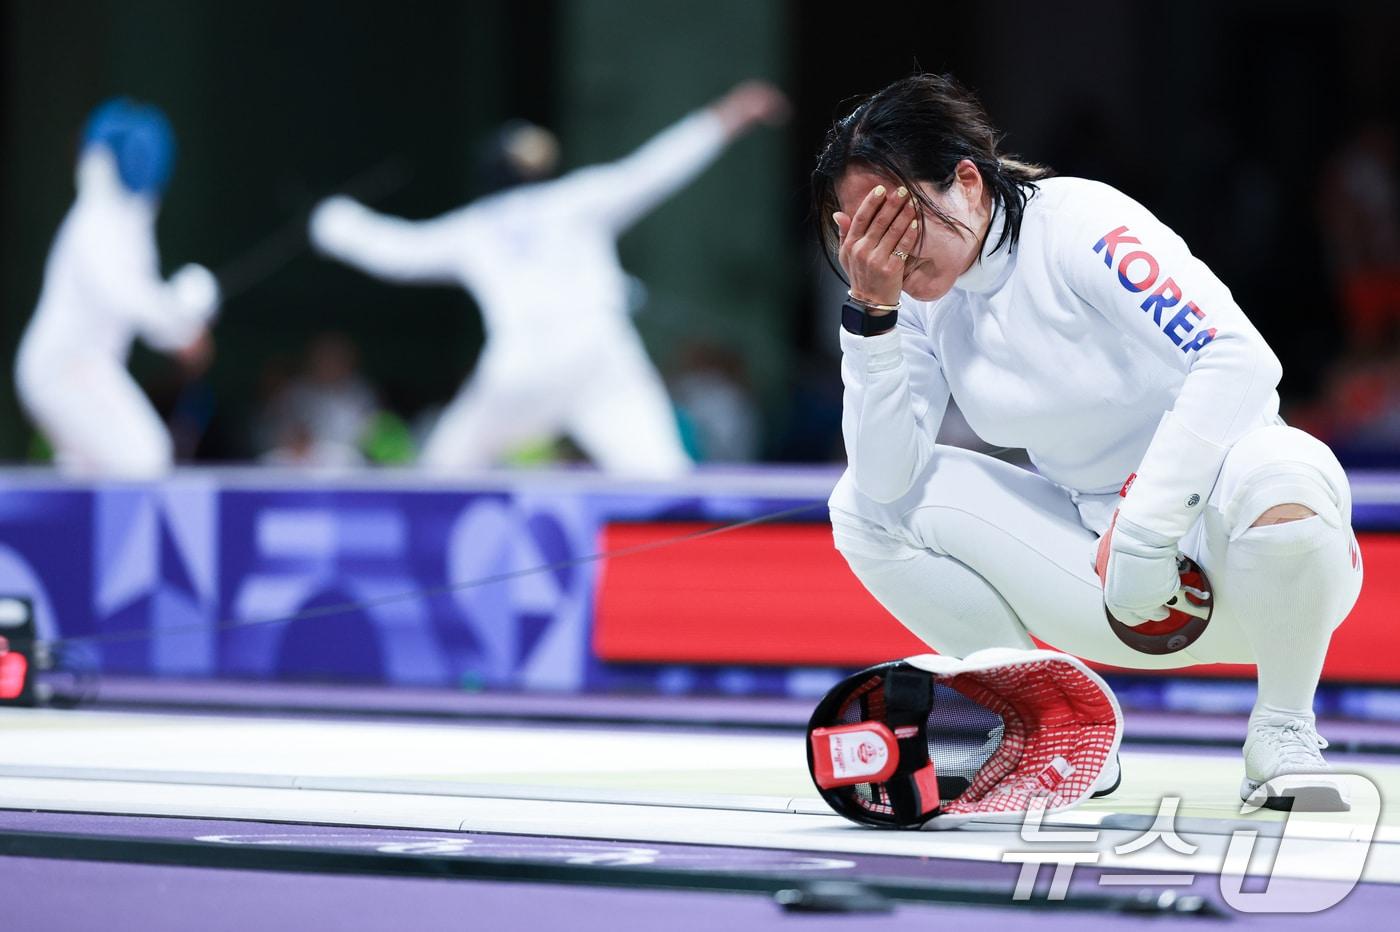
[14,99,221,478]
[309,80,789,477]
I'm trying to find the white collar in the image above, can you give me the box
[953,205,1014,294]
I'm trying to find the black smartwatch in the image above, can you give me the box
[841,299,899,337]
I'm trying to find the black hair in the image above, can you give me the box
[474,120,555,197]
[812,73,1051,271]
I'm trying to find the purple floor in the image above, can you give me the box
[0,856,952,932]
[0,810,937,880]
[1,809,1395,928]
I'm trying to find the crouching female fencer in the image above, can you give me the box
[813,74,1363,808]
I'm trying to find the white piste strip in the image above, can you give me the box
[0,763,803,814]
[0,763,1388,846]
[0,775,1395,887]
[4,707,1396,846]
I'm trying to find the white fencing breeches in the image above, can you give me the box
[419,327,692,478]
[17,354,174,479]
[829,426,1364,683]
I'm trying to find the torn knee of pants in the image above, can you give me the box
[1225,462,1344,541]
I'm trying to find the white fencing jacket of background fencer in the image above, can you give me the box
[15,152,213,396]
[311,111,728,367]
[833,176,1285,546]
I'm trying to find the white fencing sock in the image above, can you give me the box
[1225,515,1362,724]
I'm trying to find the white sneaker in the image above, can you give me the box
[1240,718,1349,812]
[1091,753,1121,799]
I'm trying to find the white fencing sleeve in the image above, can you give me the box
[1060,184,1283,542]
[551,110,728,235]
[309,195,469,284]
[75,226,215,352]
[839,313,950,504]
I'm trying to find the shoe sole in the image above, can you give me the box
[1240,776,1351,812]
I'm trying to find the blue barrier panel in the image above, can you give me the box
[1,466,1397,697]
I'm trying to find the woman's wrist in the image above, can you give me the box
[846,290,901,314]
[841,296,900,336]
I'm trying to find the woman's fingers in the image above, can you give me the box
[862,186,908,245]
[845,185,887,241]
[892,214,920,264]
[849,186,908,257]
[875,202,917,262]
[839,184,915,305]
[832,211,852,242]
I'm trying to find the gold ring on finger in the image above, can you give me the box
[893,250,909,260]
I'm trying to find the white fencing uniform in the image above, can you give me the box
[831,177,1363,721]
[311,111,731,477]
[15,151,218,478]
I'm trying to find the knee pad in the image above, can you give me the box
[1219,428,1349,541]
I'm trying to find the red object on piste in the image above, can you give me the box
[0,598,37,705]
[0,650,29,701]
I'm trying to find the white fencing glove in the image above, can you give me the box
[1095,510,1180,626]
[308,195,363,255]
[170,262,221,322]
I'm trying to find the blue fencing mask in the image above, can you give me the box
[82,98,176,196]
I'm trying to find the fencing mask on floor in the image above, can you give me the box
[807,648,1122,829]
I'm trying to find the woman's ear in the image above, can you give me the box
[953,158,983,200]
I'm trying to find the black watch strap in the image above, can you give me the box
[841,300,899,337]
